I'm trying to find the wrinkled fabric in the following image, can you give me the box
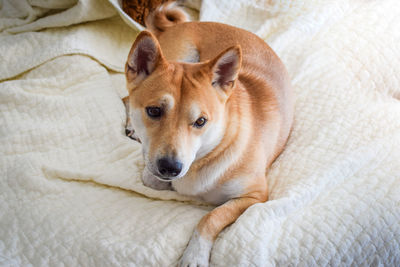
[0,0,399,266]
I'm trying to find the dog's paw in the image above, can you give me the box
[179,230,212,267]
[141,168,173,191]
[125,128,141,143]
[123,96,141,143]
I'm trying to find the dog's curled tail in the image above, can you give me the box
[145,2,189,37]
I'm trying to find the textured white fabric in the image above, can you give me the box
[1,0,400,266]
[0,0,115,33]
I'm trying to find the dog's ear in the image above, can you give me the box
[125,31,166,91]
[209,45,242,96]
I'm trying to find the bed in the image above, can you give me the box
[1,0,399,266]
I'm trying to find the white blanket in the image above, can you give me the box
[1,0,399,266]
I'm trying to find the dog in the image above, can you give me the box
[123,2,294,266]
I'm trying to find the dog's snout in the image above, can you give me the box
[157,158,183,178]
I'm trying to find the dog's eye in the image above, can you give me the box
[146,106,162,118]
[193,117,207,128]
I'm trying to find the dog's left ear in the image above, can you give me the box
[125,31,166,91]
[209,45,242,95]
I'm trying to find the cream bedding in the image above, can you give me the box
[1,0,399,266]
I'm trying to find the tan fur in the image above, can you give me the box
[124,3,294,265]
[144,1,189,38]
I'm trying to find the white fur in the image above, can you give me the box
[172,149,240,204]
[200,178,244,205]
[195,119,224,160]
[179,230,212,267]
[141,167,172,190]
[172,120,251,203]
[160,93,174,111]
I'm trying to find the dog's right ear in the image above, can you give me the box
[125,31,166,92]
[208,45,242,97]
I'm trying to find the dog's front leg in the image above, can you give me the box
[179,195,265,267]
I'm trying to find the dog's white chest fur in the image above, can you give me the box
[172,160,244,205]
[171,127,249,205]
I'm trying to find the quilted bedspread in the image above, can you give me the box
[1,0,399,266]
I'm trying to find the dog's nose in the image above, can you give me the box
[157,158,183,178]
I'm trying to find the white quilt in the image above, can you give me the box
[1,0,399,266]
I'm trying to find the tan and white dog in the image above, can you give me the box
[123,2,294,266]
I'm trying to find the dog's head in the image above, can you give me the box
[125,31,242,181]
